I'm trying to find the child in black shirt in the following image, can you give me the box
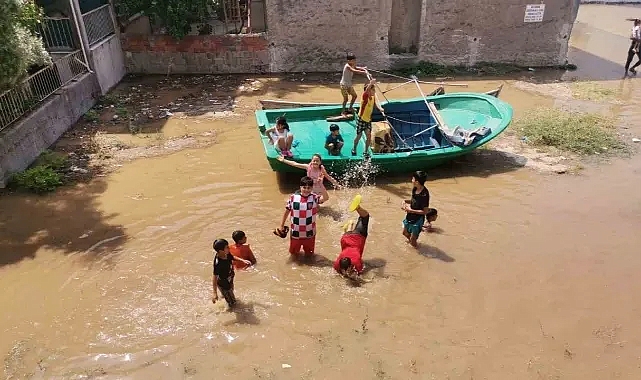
[401,171,430,247]
[212,239,251,308]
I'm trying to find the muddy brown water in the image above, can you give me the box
[2,4,641,379]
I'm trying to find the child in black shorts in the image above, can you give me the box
[212,239,251,308]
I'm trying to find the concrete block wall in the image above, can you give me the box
[91,34,127,95]
[418,0,578,66]
[0,74,101,187]
[120,34,270,74]
[264,0,393,73]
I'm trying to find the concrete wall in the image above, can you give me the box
[265,0,392,72]
[120,34,270,74]
[120,0,578,74]
[0,74,100,187]
[418,0,576,67]
[91,34,126,95]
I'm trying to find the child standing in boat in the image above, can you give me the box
[264,116,294,157]
[340,53,370,116]
[277,154,341,199]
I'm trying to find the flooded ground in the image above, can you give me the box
[2,4,641,379]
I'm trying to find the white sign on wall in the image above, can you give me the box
[524,4,545,23]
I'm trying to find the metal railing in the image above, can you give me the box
[0,50,89,132]
[38,17,76,52]
[82,4,115,46]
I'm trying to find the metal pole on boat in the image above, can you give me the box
[367,69,469,87]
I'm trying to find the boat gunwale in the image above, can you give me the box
[255,92,513,164]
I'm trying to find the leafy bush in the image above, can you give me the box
[10,166,63,194]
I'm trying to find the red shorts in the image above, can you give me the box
[289,237,315,255]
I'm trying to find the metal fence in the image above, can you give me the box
[0,50,89,132]
[38,17,76,52]
[82,4,115,46]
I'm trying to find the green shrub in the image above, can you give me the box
[10,166,63,194]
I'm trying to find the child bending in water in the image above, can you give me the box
[277,154,341,200]
[264,116,294,157]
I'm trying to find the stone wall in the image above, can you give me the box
[0,74,100,187]
[120,34,269,74]
[120,0,579,74]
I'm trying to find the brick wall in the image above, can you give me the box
[120,34,269,74]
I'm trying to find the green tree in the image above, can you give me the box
[116,0,217,39]
[0,0,51,90]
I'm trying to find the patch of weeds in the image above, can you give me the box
[128,122,142,135]
[99,94,120,106]
[8,150,68,194]
[9,166,63,194]
[389,61,526,78]
[389,61,577,78]
[33,150,68,171]
[571,82,617,102]
[514,107,627,156]
[116,106,129,119]
[83,109,100,123]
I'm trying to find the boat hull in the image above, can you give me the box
[256,92,513,176]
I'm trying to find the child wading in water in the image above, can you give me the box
[340,53,369,116]
[230,230,257,270]
[279,176,329,257]
[264,116,294,157]
[212,239,252,308]
[401,171,430,247]
[277,154,341,200]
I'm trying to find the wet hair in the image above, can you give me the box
[276,116,289,130]
[339,257,352,270]
[329,124,340,132]
[231,230,246,243]
[300,176,314,187]
[426,208,438,218]
[213,238,229,252]
[346,53,356,61]
[413,170,428,186]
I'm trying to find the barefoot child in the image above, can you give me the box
[212,239,252,308]
[334,195,371,282]
[401,171,430,247]
[230,230,257,270]
[352,79,385,157]
[325,124,344,156]
[340,53,369,116]
[279,176,329,257]
[277,154,341,200]
[264,116,294,157]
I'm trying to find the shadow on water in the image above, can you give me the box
[288,253,334,268]
[0,179,127,268]
[224,301,268,326]
[416,244,455,263]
